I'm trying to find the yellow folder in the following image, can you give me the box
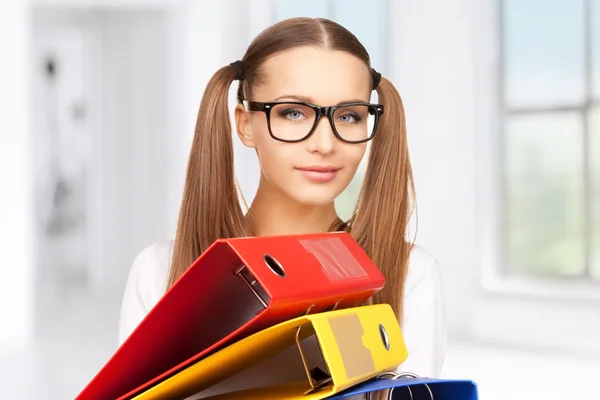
[132,304,407,400]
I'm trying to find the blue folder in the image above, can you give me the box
[327,377,478,399]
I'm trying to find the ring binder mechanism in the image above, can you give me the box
[365,372,433,400]
[131,304,407,400]
[328,372,479,400]
[76,232,385,400]
[293,291,351,395]
[327,299,343,312]
[235,265,270,309]
[295,323,333,395]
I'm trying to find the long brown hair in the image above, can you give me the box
[168,17,416,323]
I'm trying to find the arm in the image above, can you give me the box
[396,254,447,378]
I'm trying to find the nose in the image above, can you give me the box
[306,116,336,154]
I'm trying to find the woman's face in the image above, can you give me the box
[235,46,372,207]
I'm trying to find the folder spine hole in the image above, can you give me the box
[379,324,390,351]
[263,254,286,277]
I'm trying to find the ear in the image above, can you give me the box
[234,103,256,148]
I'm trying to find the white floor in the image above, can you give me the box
[443,342,600,400]
[2,282,600,399]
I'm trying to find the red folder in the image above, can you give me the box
[76,231,385,400]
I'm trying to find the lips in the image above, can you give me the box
[295,166,341,183]
[297,166,340,173]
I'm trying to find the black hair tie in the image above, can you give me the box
[230,60,245,81]
[371,68,382,90]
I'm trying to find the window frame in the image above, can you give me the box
[471,0,600,357]
[496,0,599,284]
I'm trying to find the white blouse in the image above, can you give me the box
[117,240,447,398]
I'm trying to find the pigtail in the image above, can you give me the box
[168,65,249,288]
[349,76,416,322]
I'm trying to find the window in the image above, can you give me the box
[274,0,389,221]
[500,0,600,281]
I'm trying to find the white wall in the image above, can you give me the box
[27,1,256,293]
[29,5,169,291]
[98,9,168,288]
[388,0,479,339]
[164,1,263,227]
[0,0,35,350]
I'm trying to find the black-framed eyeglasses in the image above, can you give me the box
[242,100,384,144]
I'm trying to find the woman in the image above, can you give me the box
[118,16,446,398]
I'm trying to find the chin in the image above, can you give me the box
[286,186,344,207]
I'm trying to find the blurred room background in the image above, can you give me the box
[1,0,599,398]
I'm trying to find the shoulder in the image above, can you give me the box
[404,243,441,298]
[122,240,173,316]
[129,240,174,301]
[118,240,174,345]
[407,243,437,268]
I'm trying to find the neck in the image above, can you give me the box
[246,180,340,237]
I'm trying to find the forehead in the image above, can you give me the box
[254,46,372,104]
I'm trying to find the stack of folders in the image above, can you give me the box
[76,232,479,400]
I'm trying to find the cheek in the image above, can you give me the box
[341,144,368,173]
[253,126,294,173]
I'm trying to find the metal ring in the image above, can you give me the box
[365,372,399,400]
[365,372,434,400]
[389,373,433,400]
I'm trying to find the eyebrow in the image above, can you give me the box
[272,94,369,105]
